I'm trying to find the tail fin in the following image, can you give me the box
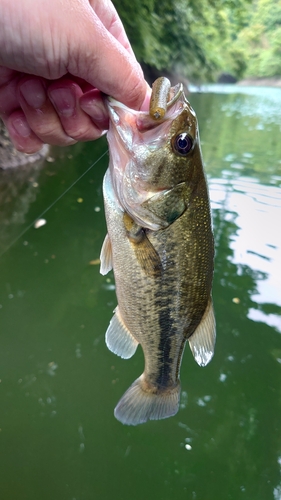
[114,375,180,426]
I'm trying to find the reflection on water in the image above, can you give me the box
[210,175,281,332]
[0,86,281,500]
[0,162,44,254]
[190,83,281,126]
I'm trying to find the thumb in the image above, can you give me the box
[67,9,147,110]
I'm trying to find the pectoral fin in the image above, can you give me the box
[106,306,139,359]
[188,297,216,367]
[132,235,163,277]
[123,213,162,278]
[100,233,113,276]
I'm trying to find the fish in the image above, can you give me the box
[100,77,216,425]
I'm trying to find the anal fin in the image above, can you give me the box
[106,306,139,359]
[100,233,113,275]
[189,297,216,367]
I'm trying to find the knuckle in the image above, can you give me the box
[31,122,70,145]
[63,123,103,142]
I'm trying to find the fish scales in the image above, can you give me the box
[100,78,216,425]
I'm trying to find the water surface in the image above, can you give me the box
[0,85,281,500]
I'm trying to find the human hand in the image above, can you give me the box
[0,0,148,153]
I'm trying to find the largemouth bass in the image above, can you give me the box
[100,77,216,425]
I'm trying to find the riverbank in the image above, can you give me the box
[237,76,281,87]
[0,119,49,169]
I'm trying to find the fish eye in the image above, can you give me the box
[172,133,193,156]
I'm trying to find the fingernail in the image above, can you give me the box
[90,102,107,122]
[12,117,31,137]
[85,101,106,122]
[80,96,107,122]
[20,79,46,108]
[49,87,76,117]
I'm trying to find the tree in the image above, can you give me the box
[232,0,281,78]
[113,0,252,81]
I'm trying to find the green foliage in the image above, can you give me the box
[113,0,280,81]
[229,0,281,78]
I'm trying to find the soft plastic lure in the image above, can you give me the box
[149,77,171,120]
[149,77,184,120]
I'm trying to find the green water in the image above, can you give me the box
[0,85,281,500]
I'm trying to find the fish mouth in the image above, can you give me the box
[138,83,187,131]
[106,83,187,133]
[107,82,184,110]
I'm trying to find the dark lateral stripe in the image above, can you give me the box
[155,294,177,388]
